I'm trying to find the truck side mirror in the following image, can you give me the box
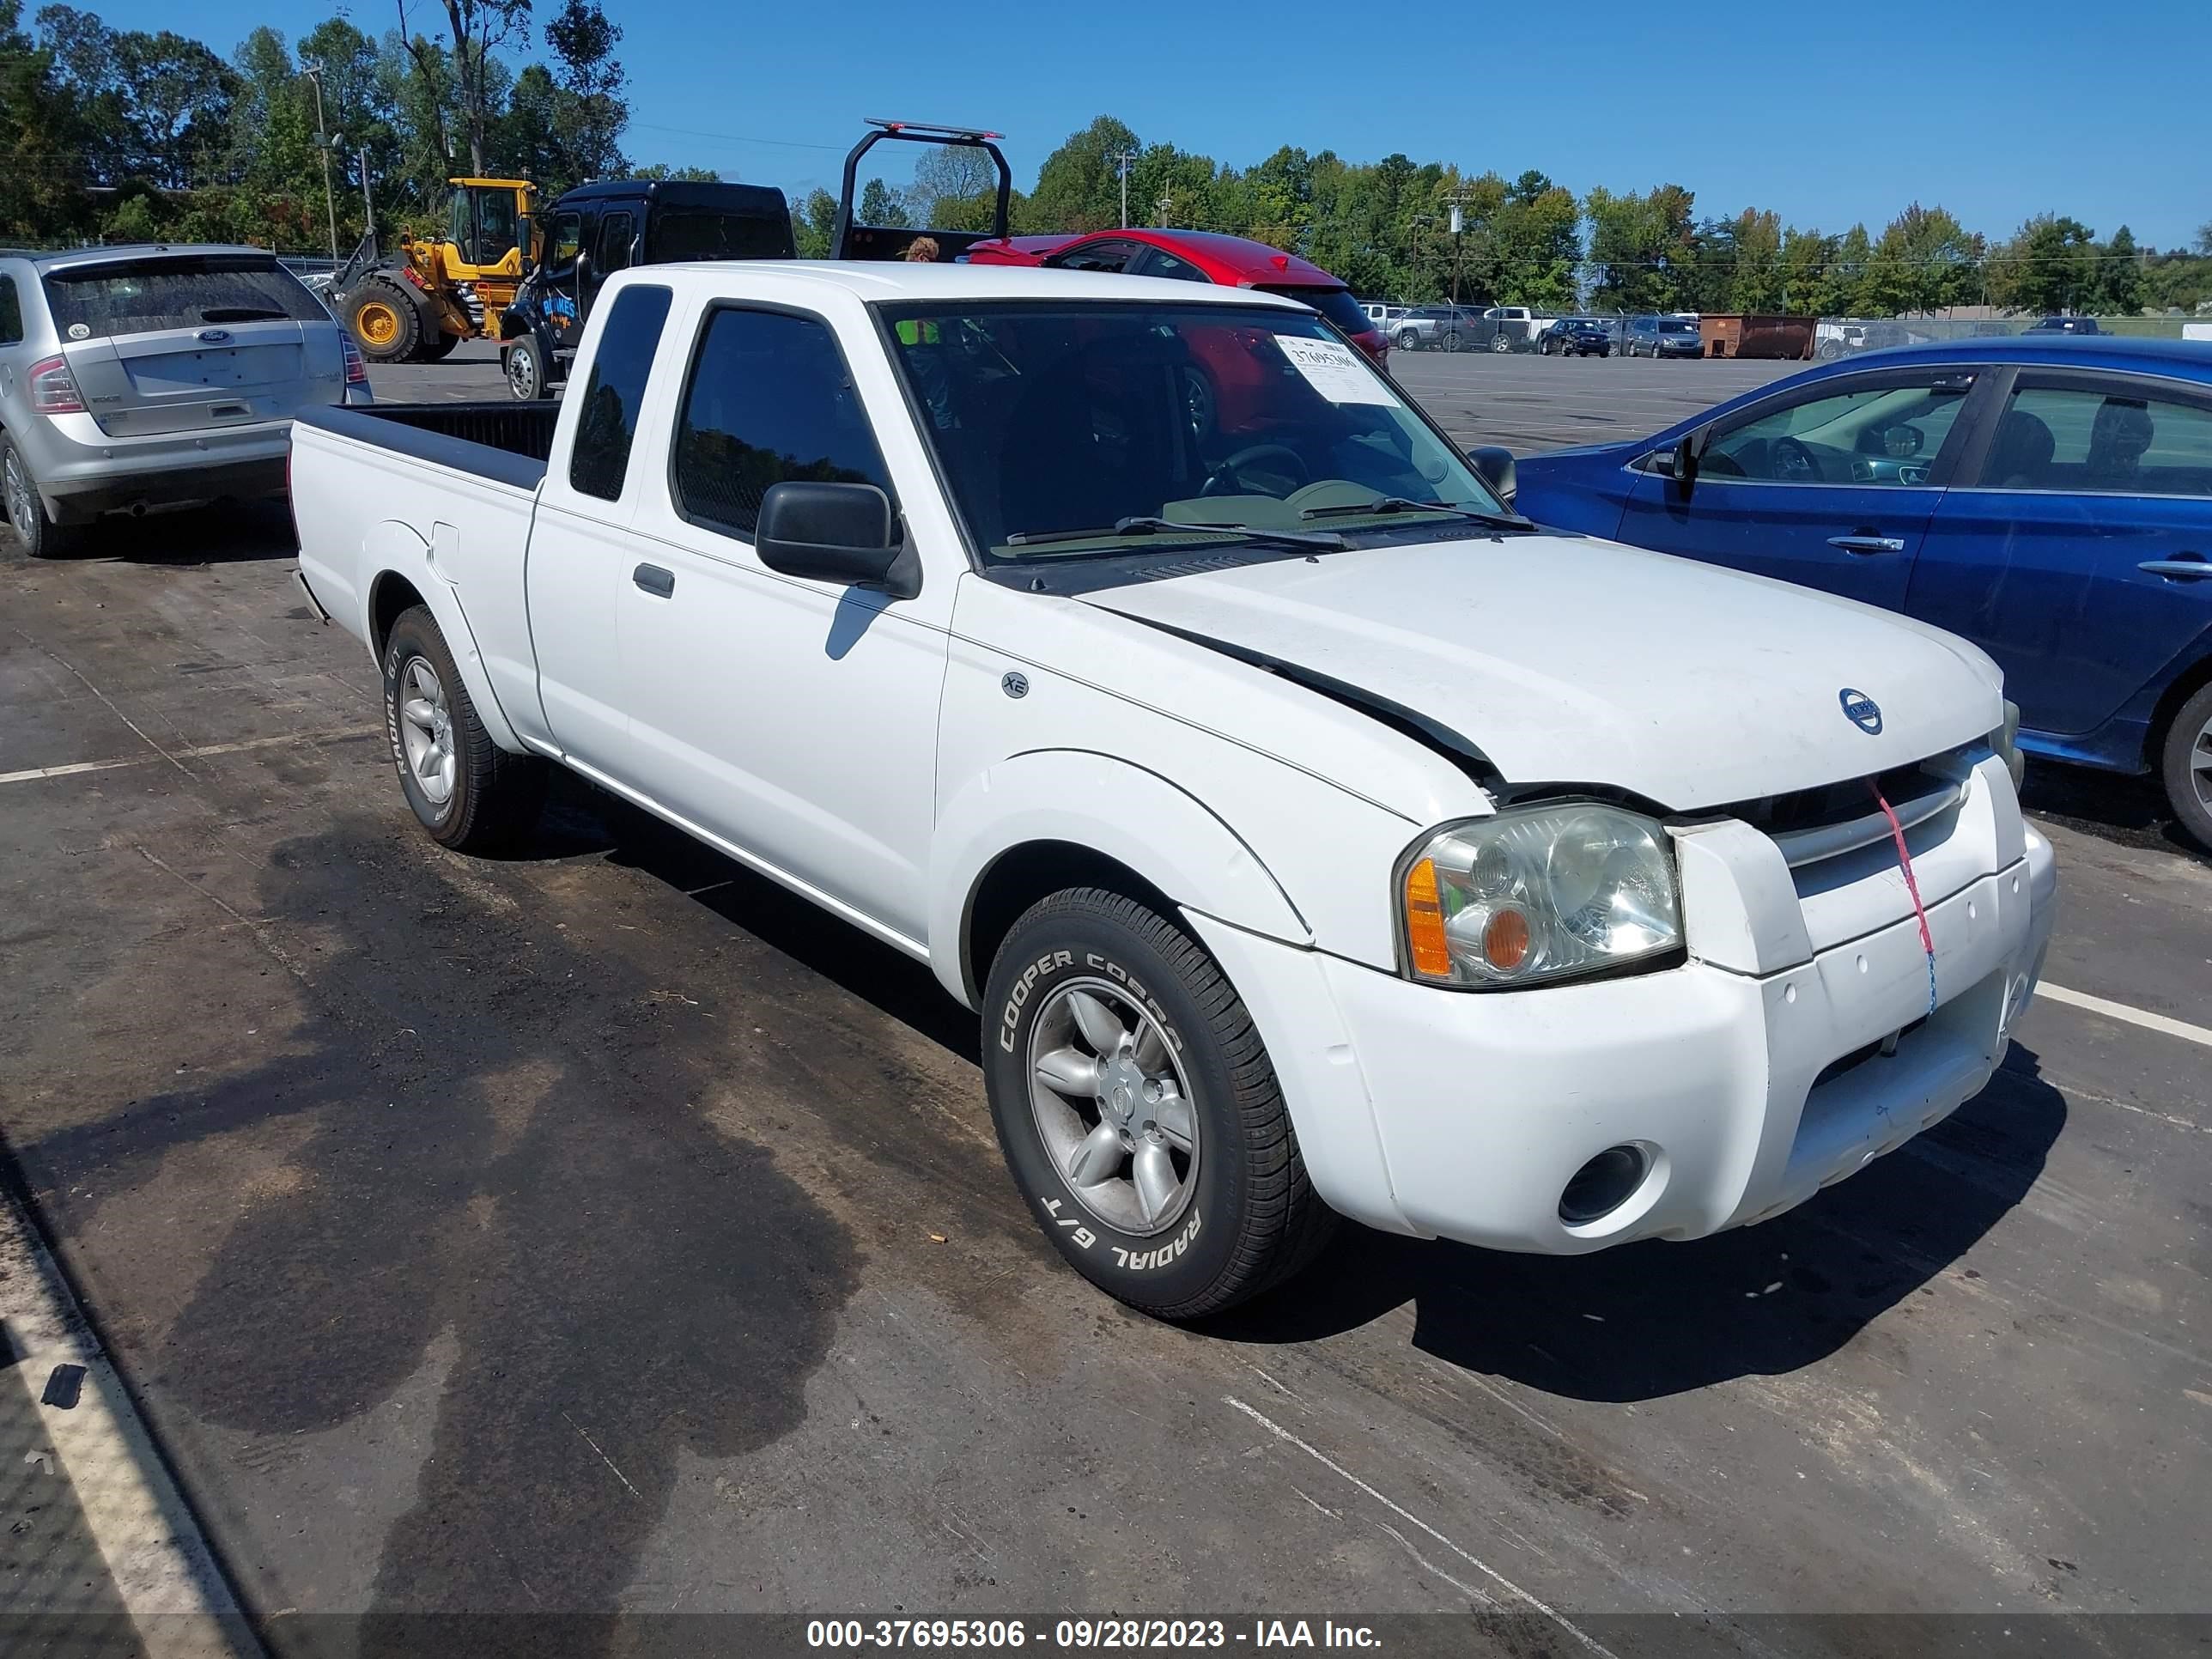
[755,482,920,599]
[1467,446,1516,506]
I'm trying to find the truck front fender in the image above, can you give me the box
[928,748,1311,1008]
[361,519,527,755]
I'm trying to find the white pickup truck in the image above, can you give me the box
[291,261,2057,1319]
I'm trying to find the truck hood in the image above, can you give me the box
[1079,532,2002,811]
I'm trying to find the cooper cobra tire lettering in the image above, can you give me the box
[1000,949,1073,1052]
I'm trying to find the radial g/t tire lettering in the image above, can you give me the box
[981,888,1336,1319]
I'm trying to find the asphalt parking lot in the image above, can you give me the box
[3,345,2208,1656]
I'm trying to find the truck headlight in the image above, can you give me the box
[1398,805,1681,988]
[1990,700,2025,793]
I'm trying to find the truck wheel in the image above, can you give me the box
[349,279,422,363]
[2160,681,2212,852]
[381,605,545,852]
[504,339,549,401]
[3,437,78,559]
[981,888,1336,1320]
[1491,331,1511,353]
[1395,328,1419,352]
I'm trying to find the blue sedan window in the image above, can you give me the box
[1978,386,2212,496]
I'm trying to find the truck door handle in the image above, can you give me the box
[2138,556,2209,580]
[632,563,674,598]
[1828,535,1906,556]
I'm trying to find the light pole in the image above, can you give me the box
[1111,149,1137,228]
[301,60,340,264]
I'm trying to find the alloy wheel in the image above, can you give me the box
[397,654,457,805]
[1026,977,1200,1236]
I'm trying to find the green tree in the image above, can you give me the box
[1856,204,1981,316]
[392,0,531,177]
[2097,224,2142,315]
[1023,114,1139,233]
[791,185,836,258]
[540,0,623,183]
[1583,183,1695,312]
[632,161,719,183]
[857,177,908,228]
[1989,213,2100,314]
[908,141,1000,229]
[0,0,91,236]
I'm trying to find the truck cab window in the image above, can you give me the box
[672,307,896,538]
[568,285,673,501]
[545,213,582,274]
[597,213,636,276]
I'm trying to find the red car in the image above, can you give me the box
[966,228,1389,368]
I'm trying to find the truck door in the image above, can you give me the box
[536,209,587,355]
[526,283,675,770]
[582,207,637,319]
[618,299,953,944]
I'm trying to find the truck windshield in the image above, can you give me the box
[878,301,1504,562]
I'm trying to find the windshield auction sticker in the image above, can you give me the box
[1274,336,1401,406]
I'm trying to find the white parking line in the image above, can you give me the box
[0,727,380,787]
[2035,982,2212,1051]
[1223,1395,1619,1656]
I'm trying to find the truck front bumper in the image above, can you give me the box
[1190,759,2057,1255]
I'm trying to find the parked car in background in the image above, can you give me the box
[1510,336,2212,847]
[2026,316,2103,335]
[966,228,1389,367]
[1389,304,1490,352]
[1537,317,1613,357]
[1480,305,1542,349]
[1624,314,1704,358]
[0,244,368,557]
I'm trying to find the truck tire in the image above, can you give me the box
[1491,331,1512,353]
[380,605,545,852]
[1396,327,1419,351]
[3,436,79,559]
[2160,680,2212,852]
[349,278,422,363]
[981,888,1336,1320]
[504,338,550,401]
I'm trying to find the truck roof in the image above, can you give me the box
[634,261,1318,308]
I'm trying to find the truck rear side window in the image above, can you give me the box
[568,284,672,501]
[672,307,896,538]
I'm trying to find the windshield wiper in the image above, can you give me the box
[200,307,289,323]
[1299,496,1536,532]
[1004,515,1349,551]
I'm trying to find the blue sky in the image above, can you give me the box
[82,0,2211,249]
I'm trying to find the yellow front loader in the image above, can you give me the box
[336,179,536,363]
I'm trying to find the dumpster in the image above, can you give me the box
[1698,314,1817,359]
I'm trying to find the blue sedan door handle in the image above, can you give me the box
[632,562,675,598]
[2138,556,2209,580]
[1828,534,1906,555]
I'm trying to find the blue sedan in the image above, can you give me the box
[1511,336,2212,849]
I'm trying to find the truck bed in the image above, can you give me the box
[293,401,558,490]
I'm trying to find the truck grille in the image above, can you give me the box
[1723,750,1966,872]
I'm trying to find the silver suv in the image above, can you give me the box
[0,244,369,557]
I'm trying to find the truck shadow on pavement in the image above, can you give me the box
[14,822,862,1656]
[1212,1046,2067,1402]
[8,497,302,567]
